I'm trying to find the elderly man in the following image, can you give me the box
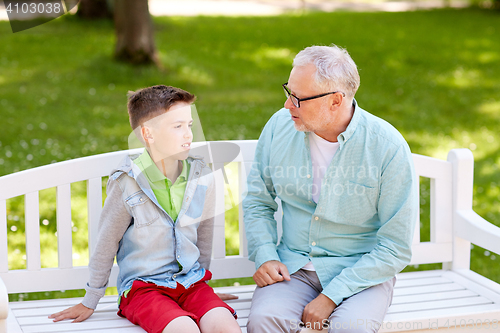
[243,45,418,333]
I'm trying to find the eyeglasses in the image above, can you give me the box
[282,82,345,108]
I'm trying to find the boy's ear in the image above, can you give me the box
[141,125,154,144]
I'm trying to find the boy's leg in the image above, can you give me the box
[178,274,239,332]
[163,316,200,333]
[247,269,322,333]
[199,307,242,333]
[119,280,199,333]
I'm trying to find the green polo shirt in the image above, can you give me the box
[133,150,189,222]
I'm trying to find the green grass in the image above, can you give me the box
[2,7,500,301]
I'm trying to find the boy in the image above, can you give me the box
[49,85,241,333]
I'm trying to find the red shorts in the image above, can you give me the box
[117,271,236,333]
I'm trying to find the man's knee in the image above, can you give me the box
[247,307,277,329]
[247,308,293,333]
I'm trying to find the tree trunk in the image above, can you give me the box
[77,0,112,19]
[114,0,159,66]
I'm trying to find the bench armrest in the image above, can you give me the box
[0,277,7,320]
[456,209,500,255]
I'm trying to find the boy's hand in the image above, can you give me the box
[49,303,94,323]
[216,293,239,301]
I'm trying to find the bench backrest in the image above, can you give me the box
[0,141,474,294]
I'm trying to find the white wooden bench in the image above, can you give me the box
[1,140,500,333]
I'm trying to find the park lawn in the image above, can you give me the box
[1,7,499,301]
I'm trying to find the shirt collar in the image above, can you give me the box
[178,159,189,182]
[134,150,189,184]
[337,99,362,147]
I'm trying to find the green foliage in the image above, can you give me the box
[2,8,500,300]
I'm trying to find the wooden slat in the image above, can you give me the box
[67,328,145,333]
[212,162,226,259]
[412,177,421,245]
[56,184,73,269]
[384,303,500,324]
[87,177,102,257]
[430,177,453,244]
[448,149,475,271]
[388,296,492,314]
[25,192,41,271]
[0,200,8,272]
[213,284,256,294]
[1,265,119,294]
[45,327,144,333]
[210,256,255,280]
[453,269,500,296]
[0,149,143,201]
[456,210,500,257]
[395,270,444,280]
[239,162,249,257]
[409,242,452,265]
[443,270,500,303]
[17,311,122,326]
[394,276,452,288]
[392,289,478,304]
[413,154,452,181]
[11,297,118,316]
[235,309,250,319]
[232,140,257,162]
[393,282,465,297]
[6,308,22,333]
[22,317,136,333]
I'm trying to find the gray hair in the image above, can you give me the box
[293,45,360,98]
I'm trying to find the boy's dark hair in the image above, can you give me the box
[127,85,196,129]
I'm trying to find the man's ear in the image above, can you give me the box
[329,92,343,110]
[141,125,154,144]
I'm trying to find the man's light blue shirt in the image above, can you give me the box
[243,102,418,306]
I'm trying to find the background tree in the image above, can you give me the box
[113,0,159,65]
[77,0,112,19]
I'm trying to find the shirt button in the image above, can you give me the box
[307,174,311,178]
[173,275,177,279]
[314,216,319,221]
[177,255,180,259]
[312,242,316,246]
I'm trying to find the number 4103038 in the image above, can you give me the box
[6,2,63,15]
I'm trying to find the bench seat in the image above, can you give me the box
[6,269,500,333]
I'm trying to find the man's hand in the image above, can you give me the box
[252,260,291,287]
[49,303,94,323]
[216,293,239,301]
[302,294,337,331]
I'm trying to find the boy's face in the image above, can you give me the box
[142,102,193,162]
